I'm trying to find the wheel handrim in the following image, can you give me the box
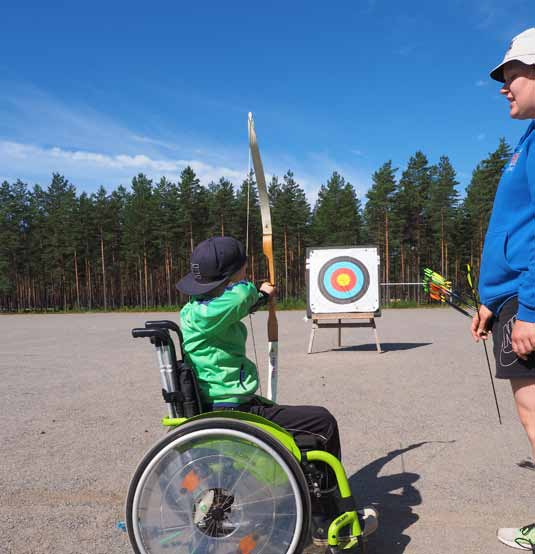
[131,428,304,554]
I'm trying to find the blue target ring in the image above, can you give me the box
[318,256,370,304]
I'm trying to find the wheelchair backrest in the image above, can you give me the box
[132,320,203,419]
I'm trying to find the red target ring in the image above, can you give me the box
[330,268,357,292]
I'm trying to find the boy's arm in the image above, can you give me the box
[249,290,270,313]
[248,283,275,313]
[198,281,264,334]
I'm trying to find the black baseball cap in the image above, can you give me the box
[176,236,247,296]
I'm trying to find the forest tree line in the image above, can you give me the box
[0,138,511,312]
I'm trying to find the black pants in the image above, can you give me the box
[232,399,342,519]
[241,400,342,460]
[492,296,535,379]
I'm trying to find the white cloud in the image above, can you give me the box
[477,133,486,141]
[0,141,245,189]
[0,83,253,189]
[0,82,372,200]
[475,80,488,87]
[130,134,182,152]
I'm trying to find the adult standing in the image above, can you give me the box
[470,27,535,551]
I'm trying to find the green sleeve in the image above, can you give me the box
[191,281,262,336]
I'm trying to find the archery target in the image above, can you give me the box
[318,256,370,304]
[307,247,379,314]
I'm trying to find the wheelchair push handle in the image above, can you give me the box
[132,327,170,344]
[144,319,181,334]
[145,320,183,343]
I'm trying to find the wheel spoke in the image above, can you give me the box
[129,424,306,554]
[227,448,260,493]
[233,492,296,508]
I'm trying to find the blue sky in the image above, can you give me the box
[1,0,533,202]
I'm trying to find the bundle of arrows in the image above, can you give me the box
[422,268,476,318]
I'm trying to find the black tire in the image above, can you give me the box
[126,417,311,554]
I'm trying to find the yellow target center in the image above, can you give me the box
[337,273,351,287]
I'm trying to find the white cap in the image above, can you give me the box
[490,28,535,82]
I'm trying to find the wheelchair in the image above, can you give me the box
[126,320,370,554]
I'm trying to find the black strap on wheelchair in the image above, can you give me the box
[162,389,184,404]
[294,434,323,450]
[135,320,205,419]
[177,361,202,418]
[337,495,357,513]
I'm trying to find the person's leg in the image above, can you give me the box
[248,403,341,459]
[246,402,377,544]
[511,378,535,460]
[491,298,535,465]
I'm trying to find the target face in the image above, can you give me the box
[318,256,370,304]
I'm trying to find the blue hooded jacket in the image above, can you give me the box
[479,121,535,321]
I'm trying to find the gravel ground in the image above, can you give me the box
[0,309,532,554]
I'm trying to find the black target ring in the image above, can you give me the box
[318,256,370,304]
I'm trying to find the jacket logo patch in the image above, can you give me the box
[506,150,521,172]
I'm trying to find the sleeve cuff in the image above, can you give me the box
[517,302,535,323]
[480,297,498,315]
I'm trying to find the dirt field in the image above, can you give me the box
[1,309,531,554]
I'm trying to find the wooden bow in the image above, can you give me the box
[248,112,279,401]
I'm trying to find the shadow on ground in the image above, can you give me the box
[333,342,432,353]
[348,442,427,553]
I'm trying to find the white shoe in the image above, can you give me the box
[359,506,379,537]
[497,524,535,550]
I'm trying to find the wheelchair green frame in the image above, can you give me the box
[127,320,366,554]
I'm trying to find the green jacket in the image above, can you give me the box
[180,281,263,405]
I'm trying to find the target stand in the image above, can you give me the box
[307,311,382,354]
[306,246,382,354]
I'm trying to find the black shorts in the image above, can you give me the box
[492,296,535,379]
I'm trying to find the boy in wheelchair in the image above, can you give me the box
[176,236,378,546]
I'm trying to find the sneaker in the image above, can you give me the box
[517,457,535,471]
[312,506,378,547]
[497,523,535,551]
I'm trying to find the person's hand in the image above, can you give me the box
[512,320,535,360]
[260,282,276,297]
[471,304,493,342]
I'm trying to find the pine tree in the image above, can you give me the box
[153,177,179,306]
[271,171,311,299]
[364,161,397,283]
[177,166,206,254]
[235,174,262,281]
[426,156,459,276]
[311,172,362,246]
[123,174,156,307]
[392,152,432,286]
[207,178,237,237]
[40,174,79,310]
[0,180,32,309]
[463,138,511,270]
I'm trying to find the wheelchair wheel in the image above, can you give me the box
[126,417,311,554]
